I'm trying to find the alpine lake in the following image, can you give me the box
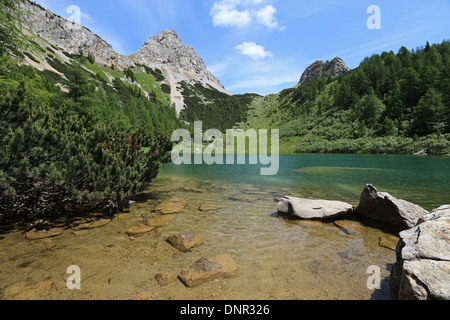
[0,154,448,300]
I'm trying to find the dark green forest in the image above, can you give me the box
[179,81,259,132]
[270,41,450,154]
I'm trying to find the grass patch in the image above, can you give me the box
[83,62,110,83]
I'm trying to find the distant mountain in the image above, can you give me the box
[19,0,229,115]
[295,57,349,87]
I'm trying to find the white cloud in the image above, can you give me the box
[235,41,273,59]
[210,0,284,30]
[211,0,252,28]
[255,5,283,30]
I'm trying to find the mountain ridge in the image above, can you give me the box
[19,0,229,114]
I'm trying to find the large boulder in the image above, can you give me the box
[277,196,353,220]
[355,185,429,231]
[390,205,450,300]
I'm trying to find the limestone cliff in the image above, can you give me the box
[296,57,349,86]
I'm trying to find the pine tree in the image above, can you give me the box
[0,0,24,56]
[0,78,173,219]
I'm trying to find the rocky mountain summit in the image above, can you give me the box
[19,0,228,113]
[296,57,349,86]
[134,29,226,93]
[19,0,133,68]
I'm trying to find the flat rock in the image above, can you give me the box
[167,233,204,252]
[355,185,429,231]
[71,218,110,231]
[199,203,222,212]
[153,198,188,214]
[126,224,156,237]
[277,196,353,220]
[179,254,238,287]
[390,205,450,300]
[25,228,64,240]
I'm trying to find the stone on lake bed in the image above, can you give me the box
[155,273,178,286]
[167,233,204,252]
[199,203,222,212]
[179,254,238,287]
[277,196,353,220]
[127,216,173,237]
[126,224,156,237]
[153,198,188,214]
[25,228,64,240]
[184,186,206,193]
[71,218,110,231]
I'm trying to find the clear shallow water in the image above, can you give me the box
[0,154,448,300]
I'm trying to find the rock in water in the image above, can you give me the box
[179,254,238,287]
[390,205,450,300]
[355,185,429,231]
[277,196,353,220]
[153,198,188,214]
[25,228,64,240]
[167,233,204,252]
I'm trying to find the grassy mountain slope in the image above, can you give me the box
[238,41,450,155]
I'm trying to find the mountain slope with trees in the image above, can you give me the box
[241,41,450,155]
[0,0,181,220]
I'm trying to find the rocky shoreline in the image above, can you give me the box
[277,184,450,300]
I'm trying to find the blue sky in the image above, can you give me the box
[33,0,450,95]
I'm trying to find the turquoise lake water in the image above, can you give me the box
[160,154,450,211]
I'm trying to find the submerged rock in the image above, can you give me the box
[167,233,204,252]
[153,198,188,214]
[25,228,64,240]
[355,185,429,231]
[179,254,238,287]
[71,218,110,231]
[390,205,450,300]
[199,203,222,212]
[277,196,353,220]
[127,224,156,237]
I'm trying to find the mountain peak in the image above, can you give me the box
[134,29,227,94]
[297,57,349,86]
[144,29,181,46]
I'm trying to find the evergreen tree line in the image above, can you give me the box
[276,41,450,154]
